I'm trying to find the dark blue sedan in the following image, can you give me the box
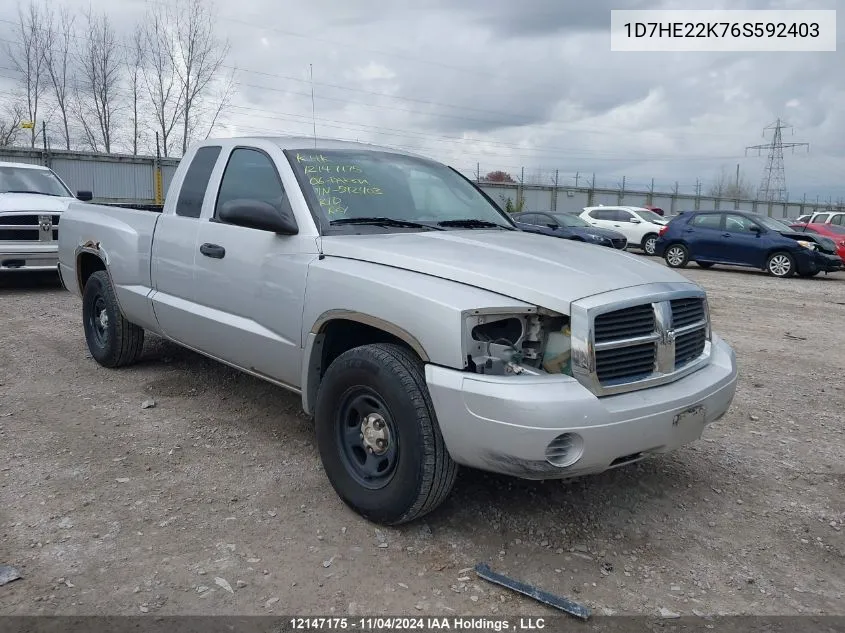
[654,210,843,278]
[511,211,628,250]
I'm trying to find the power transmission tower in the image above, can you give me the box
[745,118,809,202]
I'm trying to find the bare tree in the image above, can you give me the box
[173,0,231,154]
[0,100,26,146]
[142,5,184,157]
[42,5,76,150]
[708,165,754,199]
[7,1,48,147]
[75,8,122,152]
[125,25,146,155]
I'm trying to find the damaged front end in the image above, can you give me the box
[462,307,573,377]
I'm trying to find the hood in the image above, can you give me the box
[0,193,74,213]
[321,229,692,313]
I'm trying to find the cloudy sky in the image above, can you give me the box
[1,0,842,200]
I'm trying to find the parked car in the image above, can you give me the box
[654,210,843,278]
[808,211,845,225]
[57,136,738,525]
[511,211,627,249]
[795,214,812,223]
[790,222,845,261]
[579,206,668,256]
[642,205,665,216]
[0,162,92,271]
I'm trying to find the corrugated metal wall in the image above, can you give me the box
[0,146,838,218]
[0,147,179,204]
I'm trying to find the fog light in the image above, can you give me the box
[544,433,584,468]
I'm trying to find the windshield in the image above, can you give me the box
[287,149,514,230]
[0,166,72,197]
[634,209,664,223]
[551,213,590,228]
[756,216,792,232]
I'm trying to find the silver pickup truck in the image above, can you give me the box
[57,136,738,525]
[1,161,92,271]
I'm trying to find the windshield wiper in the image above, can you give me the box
[437,219,514,230]
[1,190,59,196]
[329,216,443,230]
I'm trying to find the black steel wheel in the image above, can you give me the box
[315,343,457,525]
[82,270,144,367]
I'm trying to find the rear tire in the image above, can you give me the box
[82,270,144,367]
[642,233,659,256]
[766,252,796,278]
[664,244,689,268]
[314,343,458,525]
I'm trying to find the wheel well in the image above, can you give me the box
[320,319,416,377]
[303,318,423,416]
[77,252,107,293]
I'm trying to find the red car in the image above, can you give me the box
[790,222,845,260]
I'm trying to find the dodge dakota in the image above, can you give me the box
[1,161,92,271]
[57,136,738,525]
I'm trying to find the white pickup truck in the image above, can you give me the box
[57,136,738,525]
[0,161,92,271]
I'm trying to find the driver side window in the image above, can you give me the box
[615,210,635,222]
[215,148,291,219]
[724,214,757,233]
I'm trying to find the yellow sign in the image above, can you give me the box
[20,121,34,129]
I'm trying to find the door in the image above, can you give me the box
[717,214,766,266]
[584,208,617,231]
[150,145,222,344]
[189,146,315,389]
[684,213,724,261]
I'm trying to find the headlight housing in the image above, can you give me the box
[795,240,817,250]
[462,308,573,377]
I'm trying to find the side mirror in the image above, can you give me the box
[217,199,299,235]
[76,190,93,201]
[750,225,762,234]
[629,218,641,224]
[546,223,558,229]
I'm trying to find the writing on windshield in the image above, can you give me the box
[288,149,510,229]
[295,152,384,216]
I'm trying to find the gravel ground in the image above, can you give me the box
[0,262,843,617]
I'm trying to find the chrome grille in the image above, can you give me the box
[0,213,60,242]
[671,297,705,328]
[675,328,706,367]
[594,304,655,342]
[596,341,656,382]
[570,283,712,397]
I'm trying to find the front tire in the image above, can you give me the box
[697,262,715,269]
[314,343,458,525]
[82,270,145,367]
[766,252,796,278]
[642,233,659,256]
[664,243,689,268]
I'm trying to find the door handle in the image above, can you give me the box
[683,228,694,233]
[722,233,731,237]
[200,243,226,259]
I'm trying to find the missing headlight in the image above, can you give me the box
[464,311,572,376]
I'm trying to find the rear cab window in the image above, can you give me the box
[175,146,222,218]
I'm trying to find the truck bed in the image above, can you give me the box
[58,201,161,331]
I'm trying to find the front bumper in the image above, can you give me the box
[0,242,59,271]
[425,335,737,479]
[807,250,842,273]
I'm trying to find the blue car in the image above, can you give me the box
[654,210,843,278]
[511,211,627,250]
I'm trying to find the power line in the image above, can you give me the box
[745,118,809,202]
